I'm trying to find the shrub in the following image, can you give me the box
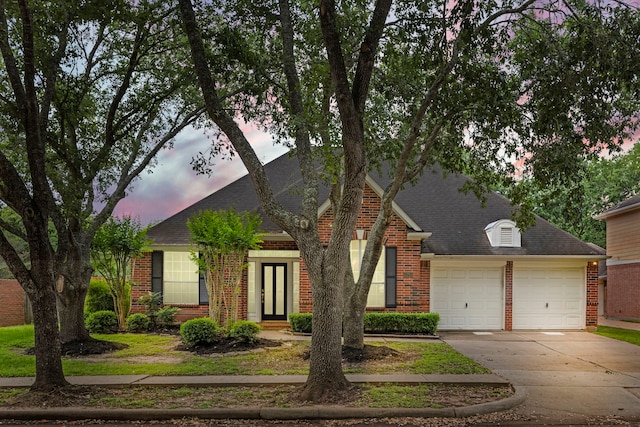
[288,312,440,335]
[289,313,313,333]
[126,313,151,332]
[85,310,118,333]
[156,306,180,326]
[85,279,114,314]
[180,318,225,346]
[138,292,162,316]
[229,320,261,343]
[363,313,440,335]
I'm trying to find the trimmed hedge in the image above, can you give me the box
[364,312,439,335]
[288,313,313,333]
[288,312,440,335]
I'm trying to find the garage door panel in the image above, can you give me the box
[431,267,503,330]
[513,268,585,330]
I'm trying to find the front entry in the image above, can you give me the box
[262,263,287,320]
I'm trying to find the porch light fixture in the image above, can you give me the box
[356,229,365,240]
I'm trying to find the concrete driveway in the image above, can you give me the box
[440,329,640,424]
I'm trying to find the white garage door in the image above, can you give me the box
[513,268,585,329]
[431,267,503,330]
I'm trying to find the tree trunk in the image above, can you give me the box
[299,245,350,402]
[343,293,366,350]
[27,281,68,390]
[56,249,93,343]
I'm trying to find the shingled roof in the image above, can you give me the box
[594,194,640,220]
[147,151,604,257]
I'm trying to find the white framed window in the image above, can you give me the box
[163,251,199,304]
[350,240,385,307]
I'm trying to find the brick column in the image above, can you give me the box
[130,253,152,314]
[505,261,513,331]
[586,261,599,330]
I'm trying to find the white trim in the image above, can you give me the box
[150,245,194,252]
[421,254,606,261]
[407,232,431,241]
[248,250,300,259]
[606,259,640,266]
[431,259,507,268]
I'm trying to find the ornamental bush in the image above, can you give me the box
[126,313,151,332]
[84,279,114,314]
[85,310,118,333]
[229,320,261,343]
[180,317,224,346]
[288,313,312,333]
[156,306,180,326]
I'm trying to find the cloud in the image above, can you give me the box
[113,125,288,225]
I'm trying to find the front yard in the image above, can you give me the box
[0,325,512,409]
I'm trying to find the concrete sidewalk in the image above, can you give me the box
[0,373,509,388]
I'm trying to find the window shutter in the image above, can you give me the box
[151,251,163,294]
[385,247,397,308]
[198,253,208,304]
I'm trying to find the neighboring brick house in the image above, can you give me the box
[595,195,640,320]
[0,279,30,327]
[132,152,604,330]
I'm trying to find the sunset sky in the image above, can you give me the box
[112,125,288,225]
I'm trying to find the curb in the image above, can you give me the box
[0,386,527,421]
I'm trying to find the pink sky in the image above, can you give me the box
[113,126,288,225]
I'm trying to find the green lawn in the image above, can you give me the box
[594,325,640,346]
[0,325,488,377]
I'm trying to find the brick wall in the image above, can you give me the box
[131,252,152,315]
[131,250,258,324]
[298,184,426,314]
[0,279,27,327]
[606,262,640,320]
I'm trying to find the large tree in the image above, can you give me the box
[530,141,640,248]
[177,0,639,400]
[0,0,203,389]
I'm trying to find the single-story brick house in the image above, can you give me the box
[132,152,604,330]
[595,195,640,320]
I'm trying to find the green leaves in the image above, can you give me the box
[187,208,263,256]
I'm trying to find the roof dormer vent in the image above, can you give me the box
[485,219,521,248]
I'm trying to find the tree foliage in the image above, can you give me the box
[0,0,203,389]
[187,208,263,327]
[91,216,149,331]
[178,0,639,400]
[531,142,640,248]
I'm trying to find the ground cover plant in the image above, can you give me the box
[594,325,640,347]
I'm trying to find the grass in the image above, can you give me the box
[594,325,640,346]
[0,325,508,410]
[0,325,487,377]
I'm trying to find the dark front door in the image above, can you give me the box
[262,263,287,320]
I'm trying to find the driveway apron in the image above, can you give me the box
[441,331,640,423]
